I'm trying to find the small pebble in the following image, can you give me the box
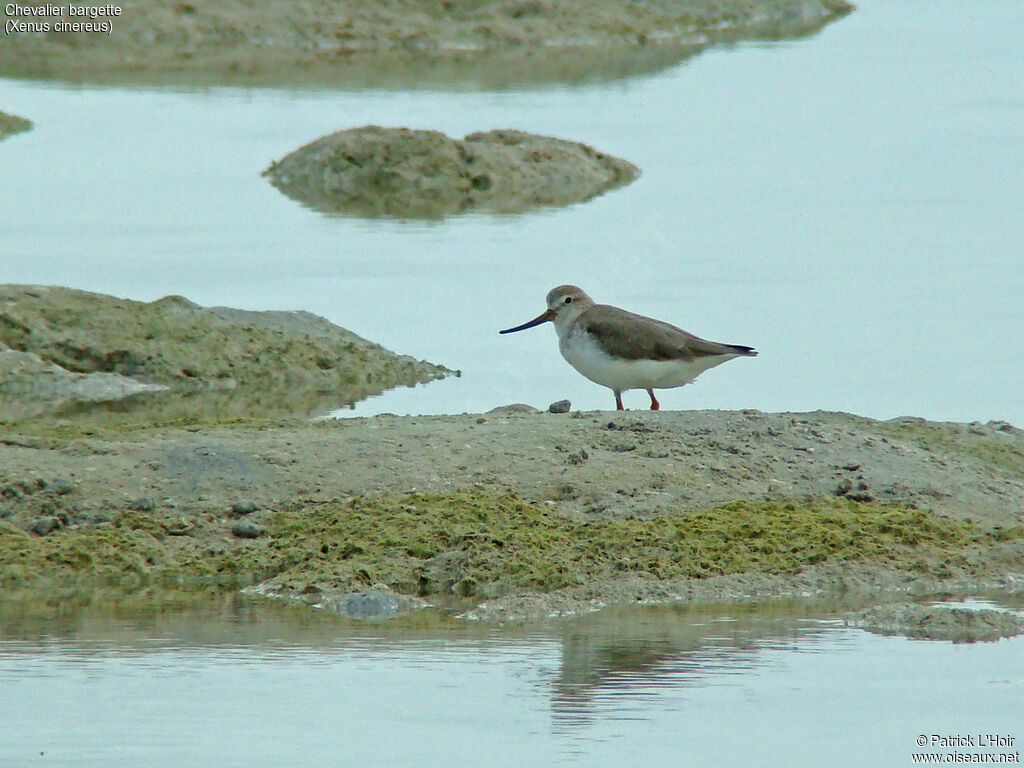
[231,520,265,539]
[231,500,259,515]
[548,399,571,414]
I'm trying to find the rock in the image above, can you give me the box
[314,587,429,620]
[856,603,1024,643]
[263,126,639,218]
[342,589,402,619]
[230,520,265,539]
[488,403,541,415]
[548,399,571,414]
[128,496,156,512]
[231,500,259,515]
[30,516,61,536]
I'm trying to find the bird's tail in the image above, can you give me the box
[728,344,758,356]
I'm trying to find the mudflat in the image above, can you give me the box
[0,0,853,87]
[2,409,1022,627]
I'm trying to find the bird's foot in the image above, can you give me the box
[647,389,660,411]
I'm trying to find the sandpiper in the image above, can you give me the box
[500,285,757,411]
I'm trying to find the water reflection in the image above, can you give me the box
[0,593,868,691]
[549,604,842,724]
[2,594,1022,767]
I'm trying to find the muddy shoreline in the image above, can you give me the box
[0,0,853,88]
[2,409,1022,635]
[0,284,454,420]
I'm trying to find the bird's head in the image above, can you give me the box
[499,285,593,335]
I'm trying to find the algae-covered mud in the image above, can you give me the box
[0,110,32,141]
[264,127,639,218]
[2,410,1022,630]
[0,0,853,88]
[0,284,454,419]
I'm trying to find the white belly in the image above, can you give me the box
[559,333,737,392]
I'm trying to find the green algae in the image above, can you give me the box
[3,493,1019,605]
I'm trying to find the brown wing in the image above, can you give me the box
[582,305,756,361]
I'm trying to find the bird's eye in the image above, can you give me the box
[564,296,573,304]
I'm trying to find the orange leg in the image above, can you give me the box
[647,389,660,410]
[614,390,624,411]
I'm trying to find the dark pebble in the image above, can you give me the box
[231,520,265,538]
[548,399,571,414]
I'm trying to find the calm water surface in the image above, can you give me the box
[1,0,1022,422]
[0,598,1022,767]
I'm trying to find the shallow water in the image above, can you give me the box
[1,0,1022,423]
[0,597,1021,767]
